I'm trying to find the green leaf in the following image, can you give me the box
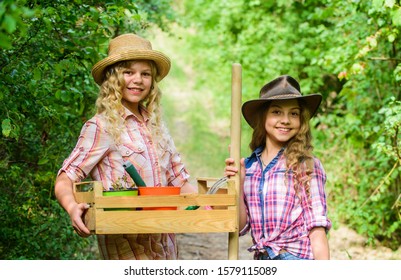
[0,33,12,49]
[33,68,42,80]
[391,8,401,26]
[372,0,384,11]
[384,0,395,8]
[2,118,11,137]
[2,14,17,33]
[38,158,49,165]
[388,33,396,42]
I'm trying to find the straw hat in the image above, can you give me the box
[242,75,322,128]
[91,33,171,85]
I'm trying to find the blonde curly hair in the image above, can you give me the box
[95,60,167,148]
[249,99,314,203]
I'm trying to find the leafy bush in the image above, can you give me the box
[0,0,176,259]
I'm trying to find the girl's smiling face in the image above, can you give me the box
[265,99,301,147]
[121,60,153,112]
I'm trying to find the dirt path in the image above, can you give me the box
[176,224,401,260]
[88,225,401,260]
[328,225,401,260]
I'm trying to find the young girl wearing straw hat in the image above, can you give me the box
[225,75,331,260]
[55,33,196,260]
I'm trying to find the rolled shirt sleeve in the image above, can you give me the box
[302,158,332,232]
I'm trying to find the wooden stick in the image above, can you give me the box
[228,63,242,260]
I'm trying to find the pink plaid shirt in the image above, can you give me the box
[60,107,189,190]
[240,147,331,260]
[59,106,190,259]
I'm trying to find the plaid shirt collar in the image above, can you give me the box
[245,146,285,170]
[122,104,150,122]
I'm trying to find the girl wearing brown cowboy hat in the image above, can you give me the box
[225,75,331,260]
[54,33,196,260]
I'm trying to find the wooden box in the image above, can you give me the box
[73,178,238,235]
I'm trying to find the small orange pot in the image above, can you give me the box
[138,186,181,210]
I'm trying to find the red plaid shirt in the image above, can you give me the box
[60,106,189,190]
[240,147,331,259]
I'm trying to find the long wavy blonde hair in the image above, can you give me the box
[249,99,314,203]
[95,60,167,148]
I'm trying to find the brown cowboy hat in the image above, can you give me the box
[91,33,171,85]
[242,75,322,128]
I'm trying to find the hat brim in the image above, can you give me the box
[242,94,322,128]
[91,49,171,85]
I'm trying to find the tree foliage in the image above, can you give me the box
[1,0,401,259]
[0,0,175,259]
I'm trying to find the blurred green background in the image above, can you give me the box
[1,0,400,259]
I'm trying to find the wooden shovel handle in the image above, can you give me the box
[230,63,242,172]
[229,63,242,259]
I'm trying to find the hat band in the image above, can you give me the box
[109,45,151,55]
[261,93,303,100]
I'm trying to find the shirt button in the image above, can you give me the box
[155,162,159,166]
[126,151,130,155]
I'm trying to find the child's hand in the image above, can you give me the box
[224,157,241,177]
[69,202,91,237]
[225,157,246,189]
